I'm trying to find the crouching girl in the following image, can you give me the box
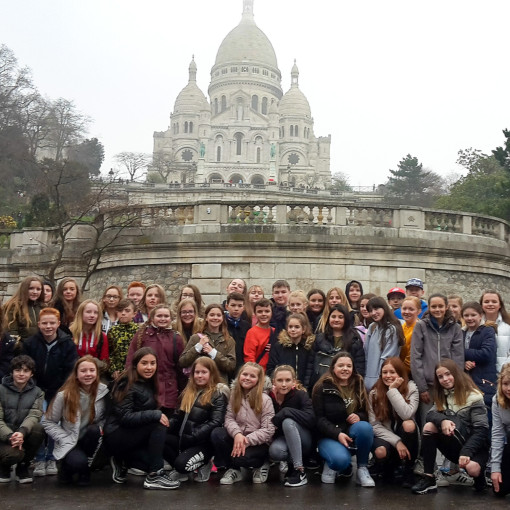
[411,359,489,494]
[41,356,108,485]
[369,357,419,487]
[269,365,315,487]
[165,357,229,482]
[211,362,275,484]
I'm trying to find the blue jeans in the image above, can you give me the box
[318,421,373,472]
[35,400,55,462]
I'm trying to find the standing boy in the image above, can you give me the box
[224,292,251,373]
[270,280,291,336]
[244,298,277,370]
[23,308,78,477]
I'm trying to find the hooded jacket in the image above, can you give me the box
[410,314,464,394]
[269,388,315,436]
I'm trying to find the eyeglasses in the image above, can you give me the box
[180,311,195,316]
[105,295,120,300]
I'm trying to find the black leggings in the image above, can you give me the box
[422,431,488,475]
[61,425,101,476]
[164,434,213,473]
[105,422,166,473]
[210,427,269,470]
[495,442,510,498]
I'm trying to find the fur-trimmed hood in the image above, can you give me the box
[277,330,315,350]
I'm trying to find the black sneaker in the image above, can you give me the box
[402,470,415,489]
[473,474,487,493]
[15,463,33,484]
[0,465,11,483]
[110,457,127,484]
[338,464,353,479]
[411,474,437,494]
[77,473,91,487]
[285,468,307,487]
[144,470,180,490]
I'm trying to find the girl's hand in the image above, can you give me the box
[160,414,169,427]
[395,440,410,460]
[458,455,470,468]
[346,413,360,425]
[419,391,430,404]
[465,361,475,371]
[232,433,248,457]
[441,419,456,436]
[338,432,352,448]
[199,334,210,347]
[492,471,502,492]
[389,377,404,389]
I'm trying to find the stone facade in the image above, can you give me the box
[151,0,331,189]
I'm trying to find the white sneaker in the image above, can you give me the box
[321,463,336,484]
[435,470,450,487]
[33,461,46,477]
[252,461,270,483]
[220,468,243,485]
[195,460,213,482]
[356,466,375,487]
[167,469,191,482]
[446,469,474,486]
[45,460,58,475]
[413,458,424,475]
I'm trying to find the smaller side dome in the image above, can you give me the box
[278,60,311,118]
[174,57,209,113]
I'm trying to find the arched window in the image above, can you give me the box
[184,121,188,133]
[216,146,221,162]
[221,95,227,112]
[234,133,243,156]
[189,121,193,133]
[261,97,268,115]
[256,147,261,163]
[214,98,218,115]
[294,125,298,137]
[251,95,258,111]
[290,125,294,137]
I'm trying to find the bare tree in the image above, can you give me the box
[148,153,175,183]
[114,152,149,181]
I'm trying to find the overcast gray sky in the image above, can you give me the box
[1,0,509,186]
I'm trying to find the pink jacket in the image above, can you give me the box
[224,392,275,446]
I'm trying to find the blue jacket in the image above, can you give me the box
[394,299,428,320]
[464,325,497,407]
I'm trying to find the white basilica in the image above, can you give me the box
[151,0,331,188]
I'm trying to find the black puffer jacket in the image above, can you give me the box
[22,330,78,402]
[168,383,229,450]
[270,388,315,437]
[312,378,369,439]
[266,331,315,387]
[104,379,162,434]
[0,375,44,441]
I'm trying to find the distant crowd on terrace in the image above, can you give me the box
[0,275,509,497]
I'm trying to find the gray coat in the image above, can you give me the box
[490,394,510,473]
[410,316,464,394]
[42,383,108,460]
[0,375,44,442]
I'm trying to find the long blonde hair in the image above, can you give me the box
[497,364,510,409]
[180,357,221,413]
[317,287,352,333]
[230,362,265,415]
[70,299,103,345]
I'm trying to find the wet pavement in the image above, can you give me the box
[1,467,509,510]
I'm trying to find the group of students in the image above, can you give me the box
[0,275,509,497]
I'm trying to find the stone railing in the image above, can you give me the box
[102,199,510,243]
